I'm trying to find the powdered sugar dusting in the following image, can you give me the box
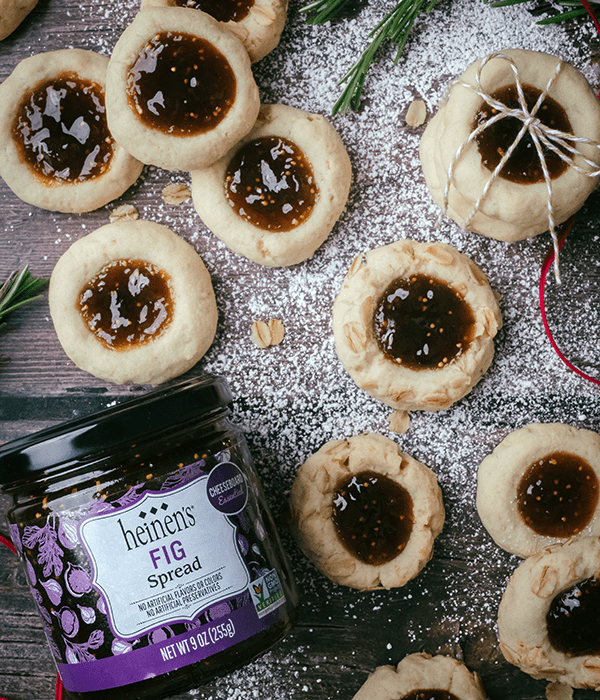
[1,0,599,698]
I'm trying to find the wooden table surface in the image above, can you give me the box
[1,1,600,699]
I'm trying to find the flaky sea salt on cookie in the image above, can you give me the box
[353,653,489,700]
[498,537,600,689]
[49,220,218,385]
[0,49,143,213]
[105,6,259,171]
[191,103,352,267]
[289,433,444,590]
[332,240,501,412]
[477,423,600,558]
[420,49,600,242]
[140,0,288,63]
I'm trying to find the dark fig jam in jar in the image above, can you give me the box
[0,376,299,700]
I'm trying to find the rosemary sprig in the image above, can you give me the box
[487,0,592,23]
[0,265,47,331]
[300,0,353,25]
[332,0,440,115]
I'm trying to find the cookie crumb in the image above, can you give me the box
[388,410,411,434]
[405,99,427,127]
[109,204,139,223]
[546,682,573,700]
[163,183,191,205]
[251,319,285,347]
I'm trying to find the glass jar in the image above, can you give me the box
[0,375,299,700]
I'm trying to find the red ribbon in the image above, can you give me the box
[539,216,600,385]
[581,1,600,51]
[0,533,63,700]
[0,532,15,554]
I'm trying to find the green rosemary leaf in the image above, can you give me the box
[488,0,532,7]
[537,7,587,22]
[333,0,439,115]
[488,0,589,22]
[0,265,47,331]
[300,0,353,24]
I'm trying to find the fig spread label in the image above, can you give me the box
[79,469,249,639]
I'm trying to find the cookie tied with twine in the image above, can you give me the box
[420,49,600,277]
[421,49,600,384]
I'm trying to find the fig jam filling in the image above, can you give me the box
[373,274,475,371]
[547,578,600,656]
[516,451,598,538]
[225,136,317,232]
[173,0,255,23]
[401,691,460,700]
[332,470,413,566]
[79,259,173,350]
[474,83,572,184]
[12,73,114,184]
[127,31,236,135]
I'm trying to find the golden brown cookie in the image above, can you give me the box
[105,6,260,171]
[0,0,37,40]
[420,49,600,242]
[498,537,600,689]
[352,653,489,700]
[0,49,143,213]
[332,240,501,412]
[289,433,444,590]
[477,423,600,558]
[49,220,218,385]
[139,0,288,63]
[191,103,352,267]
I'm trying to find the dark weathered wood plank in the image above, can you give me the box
[1,1,600,700]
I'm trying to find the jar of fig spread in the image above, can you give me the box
[0,375,299,700]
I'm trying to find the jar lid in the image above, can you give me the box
[0,375,232,489]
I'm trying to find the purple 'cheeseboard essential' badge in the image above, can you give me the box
[206,462,248,515]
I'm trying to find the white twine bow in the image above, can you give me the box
[438,51,600,283]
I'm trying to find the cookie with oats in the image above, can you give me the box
[191,103,351,267]
[140,0,288,63]
[289,433,444,590]
[49,220,217,386]
[477,423,600,558]
[352,653,489,700]
[0,49,143,213]
[105,6,260,171]
[332,240,501,412]
[498,536,600,689]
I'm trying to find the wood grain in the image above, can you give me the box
[1,1,600,700]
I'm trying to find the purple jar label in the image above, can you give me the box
[12,453,288,693]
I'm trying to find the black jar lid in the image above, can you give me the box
[0,375,232,490]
